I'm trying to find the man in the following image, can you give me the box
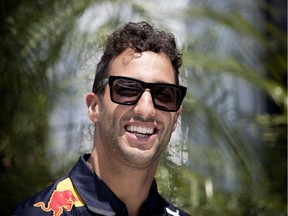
[13,22,189,216]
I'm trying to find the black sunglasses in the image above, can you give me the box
[93,76,186,112]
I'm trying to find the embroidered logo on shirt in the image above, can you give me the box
[166,207,180,216]
[34,177,84,216]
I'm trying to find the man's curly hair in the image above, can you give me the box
[92,22,182,93]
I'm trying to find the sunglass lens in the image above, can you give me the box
[112,79,142,104]
[153,86,180,111]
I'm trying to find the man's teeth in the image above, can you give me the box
[126,125,154,135]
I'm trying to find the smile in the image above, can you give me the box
[125,125,156,138]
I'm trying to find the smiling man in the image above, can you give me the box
[13,22,189,216]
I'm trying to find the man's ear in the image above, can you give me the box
[173,105,182,132]
[86,93,100,123]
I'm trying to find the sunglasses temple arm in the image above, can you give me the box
[94,78,109,92]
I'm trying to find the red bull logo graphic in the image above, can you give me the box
[34,178,84,216]
[34,190,78,216]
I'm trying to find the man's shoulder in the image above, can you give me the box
[162,199,190,216]
[11,176,86,216]
[156,193,190,216]
[165,204,190,216]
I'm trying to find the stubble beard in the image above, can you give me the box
[97,104,174,171]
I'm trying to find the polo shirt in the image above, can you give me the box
[12,154,189,216]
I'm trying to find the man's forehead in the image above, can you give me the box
[111,49,170,66]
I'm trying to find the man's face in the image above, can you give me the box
[92,50,182,169]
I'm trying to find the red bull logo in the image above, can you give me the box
[34,178,84,216]
[34,190,78,216]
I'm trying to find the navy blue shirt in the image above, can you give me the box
[12,155,189,216]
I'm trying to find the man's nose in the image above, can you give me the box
[133,90,156,118]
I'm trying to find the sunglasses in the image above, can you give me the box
[93,76,186,112]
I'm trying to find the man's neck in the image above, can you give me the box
[88,149,158,216]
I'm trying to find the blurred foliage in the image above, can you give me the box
[0,0,286,215]
[156,1,287,215]
[0,0,95,215]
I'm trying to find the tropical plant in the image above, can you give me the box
[156,1,287,215]
[0,1,96,214]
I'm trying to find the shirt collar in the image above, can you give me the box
[69,155,167,215]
